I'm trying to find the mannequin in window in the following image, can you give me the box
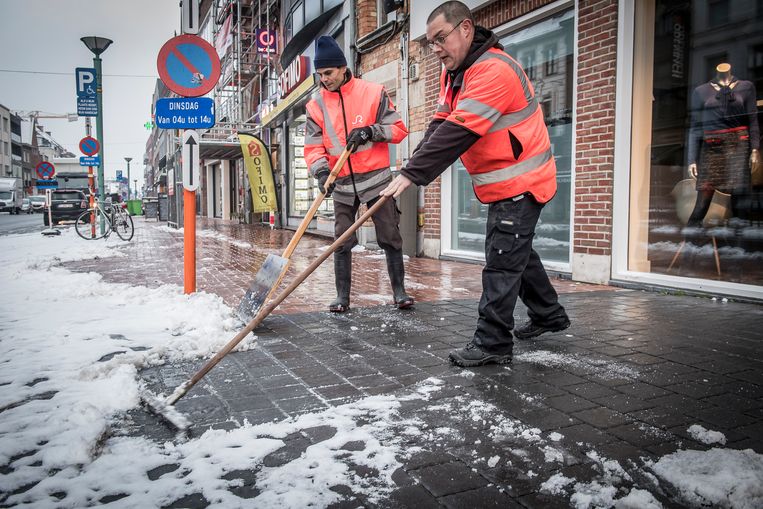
[686,63,759,227]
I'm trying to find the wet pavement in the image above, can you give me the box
[65,217,602,314]
[64,217,763,508]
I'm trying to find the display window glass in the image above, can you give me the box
[449,7,574,263]
[288,114,333,218]
[630,0,763,285]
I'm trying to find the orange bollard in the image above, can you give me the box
[183,189,196,294]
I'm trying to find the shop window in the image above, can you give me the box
[629,0,763,287]
[448,7,574,263]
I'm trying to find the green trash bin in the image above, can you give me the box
[127,199,143,216]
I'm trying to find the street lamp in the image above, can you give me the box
[124,157,132,200]
[81,36,113,234]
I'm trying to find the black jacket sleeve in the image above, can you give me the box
[400,120,480,186]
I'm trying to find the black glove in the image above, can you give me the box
[315,169,335,197]
[347,126,373,152]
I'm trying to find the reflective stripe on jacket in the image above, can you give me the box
[304,76,407,181]
[435,48,557,204]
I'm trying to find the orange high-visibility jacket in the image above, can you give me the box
[435,48,557,203]
[305,76,407,181]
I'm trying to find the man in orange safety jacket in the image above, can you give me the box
[305,36,413,313]
[382,1,570,367]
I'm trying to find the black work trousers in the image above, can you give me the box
[473,194,566,351]
[334,196,403,254]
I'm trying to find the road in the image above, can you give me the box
[0,211,47,235]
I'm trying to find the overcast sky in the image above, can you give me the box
[0,0,180,188]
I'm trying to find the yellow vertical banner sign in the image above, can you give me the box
[239,133,277,212]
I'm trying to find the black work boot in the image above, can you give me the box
[513,316,570,340]
[385,248,414,309]
[329,251,352,313]
[448,342,512,367]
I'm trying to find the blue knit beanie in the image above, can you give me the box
[313,36,347,70]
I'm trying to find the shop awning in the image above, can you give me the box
[199,140,243,160]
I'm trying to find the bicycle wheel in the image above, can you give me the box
[75,208,111,240]
[113,211,135,241]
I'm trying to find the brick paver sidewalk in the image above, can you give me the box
[65,217,763,508]
[65,217,603,314]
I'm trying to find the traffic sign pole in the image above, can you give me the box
[94,55,106,235]
[184,187,196,294]
[89,168,96,238]
[162,19,221,294]
[182,130,199,293]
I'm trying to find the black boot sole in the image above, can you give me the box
[329,304,350,313]
[448,352,512,367]
[396,298,415,310]
[514,319,571,340]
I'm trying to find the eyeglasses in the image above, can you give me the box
[426,19,464,50]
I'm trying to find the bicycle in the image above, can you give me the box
[75,195,134,241]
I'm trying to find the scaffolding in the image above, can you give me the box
[201,0,280,148]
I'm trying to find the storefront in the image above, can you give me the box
[261,62,328,232]
[286,112,334,230]
[440,2,575,271]
[613,0,763,300]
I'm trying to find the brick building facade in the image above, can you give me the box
[204,0,762,300]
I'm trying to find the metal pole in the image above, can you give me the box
[126,159,131,200]
[184,188,196,293]
[237,0,243,123]
[94,54,106,235]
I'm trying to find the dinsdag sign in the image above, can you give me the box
[262,74,316,127]
[278,56,310,99]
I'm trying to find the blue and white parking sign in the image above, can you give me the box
[76,67,98,117]
[76,68,96,97]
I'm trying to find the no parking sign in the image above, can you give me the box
[157,34,221,97]
[36,161,55,179]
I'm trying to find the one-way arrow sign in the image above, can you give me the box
[182,130,200,192]
[182,0,199,34]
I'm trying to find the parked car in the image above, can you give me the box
[21,198,32,214]
[29,195,46,212]
[43,190,88,226]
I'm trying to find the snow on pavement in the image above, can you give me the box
[1,228,763,508]
[649,448,763,509]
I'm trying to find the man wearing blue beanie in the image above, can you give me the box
[304,35,414,312]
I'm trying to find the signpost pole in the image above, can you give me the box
[184,186,196,294]
[156,27,220,295]
[182,130,199,294]
[85,121,96,237]
[94,53,106,235]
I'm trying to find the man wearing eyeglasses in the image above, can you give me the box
[381,1,570,367]
[305,36,414,313]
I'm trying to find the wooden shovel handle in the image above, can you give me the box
[281,146,352,259]
[167,195,388,405]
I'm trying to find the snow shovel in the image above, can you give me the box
[141,195,390,431]
[236,146,353,323]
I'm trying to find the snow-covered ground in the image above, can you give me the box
[1,228,762,508]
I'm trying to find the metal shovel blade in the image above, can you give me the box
[237,253,289,322]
